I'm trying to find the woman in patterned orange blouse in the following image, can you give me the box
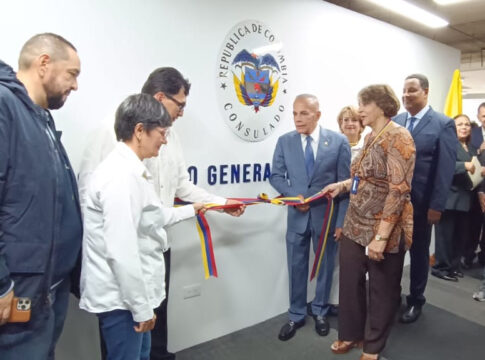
[323,84,416,360]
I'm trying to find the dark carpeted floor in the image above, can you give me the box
[177,298,484,360]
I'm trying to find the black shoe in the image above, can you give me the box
[453,270,464,278]
[431,269,458,282]
[328,305,339,317]
[278,319,305,341]
[313,316,329,336]
[150,351,176,360]
[399,305,422,324]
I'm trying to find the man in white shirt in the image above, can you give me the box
[78,67,244,360]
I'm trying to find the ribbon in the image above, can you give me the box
[175,199,219,279]
[195,212,218,279]
[309,198,334,281]
[176,191,334,280]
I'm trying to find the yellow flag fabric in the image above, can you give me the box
[443,69,462,118]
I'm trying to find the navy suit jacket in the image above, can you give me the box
[470,126,483,150]
[393,107,457,213]
[270,127,351,234]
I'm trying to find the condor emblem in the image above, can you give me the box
[217,20,289,142]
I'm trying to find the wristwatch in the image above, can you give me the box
[375,234,388,241]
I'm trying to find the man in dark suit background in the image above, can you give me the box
[470,102,485,150]
[465,102,485,268]
[393,74,457,324]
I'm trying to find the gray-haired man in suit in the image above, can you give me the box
[270,94,350,340]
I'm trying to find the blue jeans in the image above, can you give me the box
[98,309,151,360]
[0,278,71,360]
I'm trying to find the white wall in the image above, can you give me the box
[0,0,460,358]
[464,98,485,124]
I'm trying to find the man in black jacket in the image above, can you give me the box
[0,33,82,359]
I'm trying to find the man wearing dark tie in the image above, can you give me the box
[270,94,350,340]
[393,74,457,323]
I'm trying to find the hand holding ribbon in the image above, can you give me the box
[222,199,245,216]
[177,190,335,280]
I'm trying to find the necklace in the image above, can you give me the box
[356,120,392,171]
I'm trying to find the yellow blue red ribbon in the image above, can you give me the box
[176,191,334,280]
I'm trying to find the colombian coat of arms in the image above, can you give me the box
[217,20,289,142]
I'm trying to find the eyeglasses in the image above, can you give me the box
[160,128,170,138]
[165,93,186,111]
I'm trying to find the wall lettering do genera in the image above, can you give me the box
[187,163,271,186]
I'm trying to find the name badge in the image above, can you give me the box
[351,176,360,194]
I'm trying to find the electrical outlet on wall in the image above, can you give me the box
[183,284,201,299]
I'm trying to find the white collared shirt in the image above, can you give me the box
[300,125,320,159]
[79,142,195,322]
[144,129,226,208]
[78,121,226,247]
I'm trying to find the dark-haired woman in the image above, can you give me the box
[432,114,479,282]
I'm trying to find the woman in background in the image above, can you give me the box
[432,114,479,282]
[338,105,365,160]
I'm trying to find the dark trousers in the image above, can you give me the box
[0,278,70,360]
[434,210,468,274]
[338,237,405,355]
[150,249,172,360]
[463,196,485,264]
[407,209,432,306]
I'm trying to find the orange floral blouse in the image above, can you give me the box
[342,123,416,253]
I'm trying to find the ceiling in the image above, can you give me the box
[324,0,485,97]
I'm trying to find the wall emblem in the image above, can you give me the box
[217,20,289,142]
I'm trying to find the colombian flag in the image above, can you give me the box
[443,69,462,118]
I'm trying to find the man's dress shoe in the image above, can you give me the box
[431,269,458,282]
[452,270,464,278]
[307,303,330,335]
[313,315,329,336]
[399,305,422,324]
[278,319,305,341]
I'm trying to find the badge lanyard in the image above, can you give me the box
[351,120,392,194]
